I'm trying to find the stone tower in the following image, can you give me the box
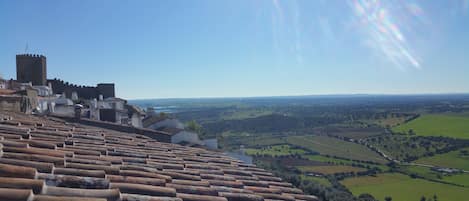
[16,54,47,86]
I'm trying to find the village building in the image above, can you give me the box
[143,115,185,130]
[157,126,203,145]
[126,104,145,128]
[4,53,144,127]
[143,115,204,145]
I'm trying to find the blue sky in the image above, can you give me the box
[1,0,468,99]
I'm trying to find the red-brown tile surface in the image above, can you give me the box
[0,112,318,201]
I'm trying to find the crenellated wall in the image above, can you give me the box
[48,78,115,99]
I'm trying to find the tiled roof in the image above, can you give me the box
[157,127,185,135]
[142,116,174,128]
[0,112,318,201]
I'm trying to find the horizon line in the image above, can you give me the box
[127,92,469,101]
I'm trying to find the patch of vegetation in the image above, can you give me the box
[255,157,359,201]
[371,116,411,127]
[441,173,469,187]
[415,147,469,171]
[298,165,366,175]
[320,126,385,139]
[305,155,389,171]
[365,135,469,162]
[301,175,333,187]
[341,173,469,201]
[244,145,306,157]
[398,165,469,187]
[220,109,273,120]
[219,132,287,150]
[393,114,469,139]
[286,135,388,164]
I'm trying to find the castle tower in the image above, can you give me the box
[16,54,47,86]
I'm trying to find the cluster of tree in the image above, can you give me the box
[202,113,345,135]
[366,135,469,162]
[322,154,382,166]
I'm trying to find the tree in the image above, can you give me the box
[186,120,203,134]
[384,196,392,201]
[420,196,426,201]
[358,193,377,201]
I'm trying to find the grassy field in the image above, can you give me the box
[305,155,390,171]
[221,109,273,120]
[366,135,451,162]
[399,166,442,180]
[399,165,469,187]
[442,173,469,187]
[220,132,286,149]
[393,114,469,139]
[300,175,332,187]
[321,127,384,139]
[341,173,469,201]
[415,147,469,171]
[244,145,306,157]
[374,116,409,127]
[286,136,388,164]
[297,165,366,175]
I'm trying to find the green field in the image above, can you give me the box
[366,135,451,162]
[305,155,389,171]
[244,145,306,157]
[393,114,469,139]
[415,147,469,171]
[398,165,469,187]
[221,109,273,120]
[341,173,469,201]
[300,175,332,187]
[298,165,366,175]
[286,136,388,164]
[442,173,469,187]
[374,116,408,127]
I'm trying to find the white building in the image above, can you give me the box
[143,116,203,146]
[93,97,128,124]
[126,104,145,128]
[159,127,204,146]
[143,116,185,130]
[50,95,75,116]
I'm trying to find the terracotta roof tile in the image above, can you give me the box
[0,112,318,201]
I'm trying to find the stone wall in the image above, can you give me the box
[48,78,115,99]
[16,54,47,86]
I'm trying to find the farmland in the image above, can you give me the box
[442,173,469,187]
[393,114,469,139]
[320,126,384,139]
[305,155,389,171]
[301,175,332,187]
[286,135,388,164]
[365,135,465,162]
[298,165,366,175]
[342,173,469,201]
[415,147,469,171]
[136,94,469,201]
[397,165,469,187]
[244,145,306,157]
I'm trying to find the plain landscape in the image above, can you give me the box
[132,94,469,201]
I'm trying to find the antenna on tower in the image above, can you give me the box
[25,43,29,53]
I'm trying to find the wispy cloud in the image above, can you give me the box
[292,0,303,65]
[464,0,469,14]
[270,0,304,66]
[348,0,424,70]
